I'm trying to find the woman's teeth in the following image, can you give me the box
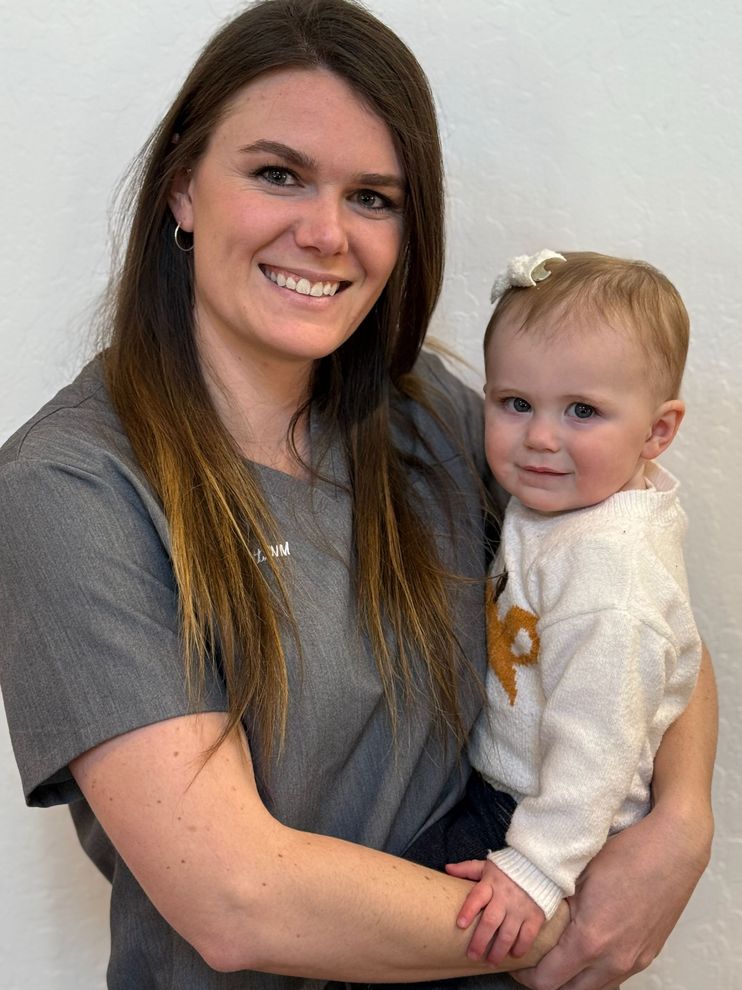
[265,268,340,297]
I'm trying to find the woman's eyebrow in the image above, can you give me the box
[239,138,405,190]
[239,139,314,168]
[359,172,406,192]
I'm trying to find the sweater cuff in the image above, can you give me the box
[487,846,564,920]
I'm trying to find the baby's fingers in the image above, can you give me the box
[445,859,485,882]
[466,902,506,959]
[485,915,521,966]
[509,914,542,959]
[456,880,492,930]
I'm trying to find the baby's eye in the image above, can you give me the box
[504,396,531,413]
[568,402,596,419]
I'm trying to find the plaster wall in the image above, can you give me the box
[1,1,739,986]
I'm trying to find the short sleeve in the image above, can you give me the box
[0,456,226,807]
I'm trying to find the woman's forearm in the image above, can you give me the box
[229,822,567,981]
[651,642,717,837]
[71,711,567,981]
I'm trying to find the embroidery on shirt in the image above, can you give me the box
[252,541,291,564]
[487,597,540,705]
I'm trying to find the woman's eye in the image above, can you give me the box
[504,396,531,413]
[354,189,396,212]
[568,402,596,419]
[254,165,297,186]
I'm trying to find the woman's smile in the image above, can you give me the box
[259,264,345,297]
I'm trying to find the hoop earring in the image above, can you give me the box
[174,223,194,253]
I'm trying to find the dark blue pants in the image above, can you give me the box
[403,771,515,872]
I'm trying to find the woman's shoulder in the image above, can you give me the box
[1,357,129,471]
[414,346,483,417]
[402,347,485,460]
[0,356,165,546]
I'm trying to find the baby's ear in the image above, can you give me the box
[642,399,685,460]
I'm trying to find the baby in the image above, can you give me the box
[448,250,703,965]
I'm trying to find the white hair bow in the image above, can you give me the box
[490,249,566,304]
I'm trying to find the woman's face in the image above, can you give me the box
[170,67,405,380]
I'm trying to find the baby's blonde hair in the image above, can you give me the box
[485,251,690,400]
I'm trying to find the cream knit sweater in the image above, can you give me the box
[468,462,702,918]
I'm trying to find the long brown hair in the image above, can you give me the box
[104,0,473,758]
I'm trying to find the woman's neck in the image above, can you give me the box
[197,339,313,477]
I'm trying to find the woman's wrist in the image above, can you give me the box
[649,788,714,878]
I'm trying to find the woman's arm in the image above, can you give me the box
[512,643,717,990]
[71,711,568,981]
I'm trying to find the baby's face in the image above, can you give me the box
[483,310,661,513]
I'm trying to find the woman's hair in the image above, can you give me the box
[484,251,690,400]
[104,0,472,759]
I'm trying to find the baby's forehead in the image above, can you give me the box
[488,305,667,399]
[493,297,640,350]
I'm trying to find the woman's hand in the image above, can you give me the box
[511,804,711,990]
[512,644,716,990]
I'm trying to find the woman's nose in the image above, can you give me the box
[293,194,349,256]
[524,414,560,451]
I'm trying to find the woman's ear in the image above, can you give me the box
[168,167,195,232]
[642,399,685,460]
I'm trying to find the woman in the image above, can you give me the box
[0,1,715,988]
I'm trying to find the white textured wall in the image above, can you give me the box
[1,1,739,986]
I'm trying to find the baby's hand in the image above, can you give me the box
[445,858,545,965]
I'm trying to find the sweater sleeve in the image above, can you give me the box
[492,605,679,911]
